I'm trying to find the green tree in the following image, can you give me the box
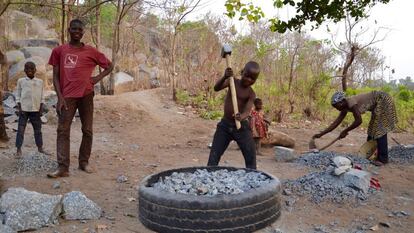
[224,0,391,33]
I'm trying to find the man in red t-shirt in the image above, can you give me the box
[47,19,113,178]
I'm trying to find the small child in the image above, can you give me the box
[15,62,48,157]
[250,98,269,155]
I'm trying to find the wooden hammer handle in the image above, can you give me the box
[225,55,241,129]
[320,138,340,151]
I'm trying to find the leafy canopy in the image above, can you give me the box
[225,0,391,33]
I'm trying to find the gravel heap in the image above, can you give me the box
[283,170,371,204]
[152,169,271,196]
[14,152,57,176]
[389,145,414,164]
[295,151,371,170]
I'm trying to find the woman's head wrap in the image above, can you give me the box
[331,91,346,105]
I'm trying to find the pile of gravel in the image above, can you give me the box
[389,145,414,164]
[283,170,371,204]
[14,152,57,176]
[295,151,370,170]
[152,169,271,196]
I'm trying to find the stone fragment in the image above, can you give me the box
[274,146,295,162]
[343,169,371,193]
[332,156,352,167]
[0,187,62,231]
[62,191,101,220]
[116,175,128,183]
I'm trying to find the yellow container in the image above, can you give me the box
[358,140,377,160]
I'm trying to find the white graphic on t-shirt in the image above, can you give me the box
[64,54,78,68]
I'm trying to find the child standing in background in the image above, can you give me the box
[15,62,48,157]
[250,98,269,155]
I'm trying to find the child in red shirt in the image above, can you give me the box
[250,98,269,155]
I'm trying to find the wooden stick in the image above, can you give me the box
[225,55,241,129]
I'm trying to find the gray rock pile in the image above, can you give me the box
[283,170,372,204]
[62,191,102,220]
[14,151,57,176]
[0,188,61,232]
[152,169,271,196]
[0,188,101,232]
[295,151,370,170]
[389,145,414,164]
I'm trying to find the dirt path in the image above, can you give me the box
[1,88,413,233]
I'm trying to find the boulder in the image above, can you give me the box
[274,146,295,162]
[114,72,134,86]
[20,47,52,61]
[7,10,57,42]
[62,191,101,220]
[9,39,59,49]
[2,93,16,117]
[343,169,372,193]
[262,129,295,148]
[0,187,62,231]
[5,50,25,65]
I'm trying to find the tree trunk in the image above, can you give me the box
[287,46,299,113]
[341,45,357,92]
[66,0,75,42]
[95,0,107,95]
[61,0,66,44]
[0,16,8,91]
[171,31,177,101]
[0,49,8,141]
[108,0,122,95]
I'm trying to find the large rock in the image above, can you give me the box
[9,39,59,49]
[9,56,46,79]
[2,93,16,117]
[7,10,57,42]
[274,146,295,162]
[343,169,371,193]
[114,72,134,86]
[0,224,16,233]
[62,191,101,220]
[0,188,62,232]
[262,129,295,148]
[5,50,25,65]
[20,47,52,61]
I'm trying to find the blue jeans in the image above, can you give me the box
[16,111,43,149]
[207,118,256,169]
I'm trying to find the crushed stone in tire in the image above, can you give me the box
[152,169,271,196]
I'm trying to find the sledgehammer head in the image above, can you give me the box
[221,44,232,58]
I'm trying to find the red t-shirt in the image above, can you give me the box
[48,44,111,98]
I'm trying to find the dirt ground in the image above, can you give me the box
[1,88,413,233]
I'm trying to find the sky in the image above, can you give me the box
[187,0,414,81]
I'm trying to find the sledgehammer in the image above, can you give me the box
[221,44,241,129]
